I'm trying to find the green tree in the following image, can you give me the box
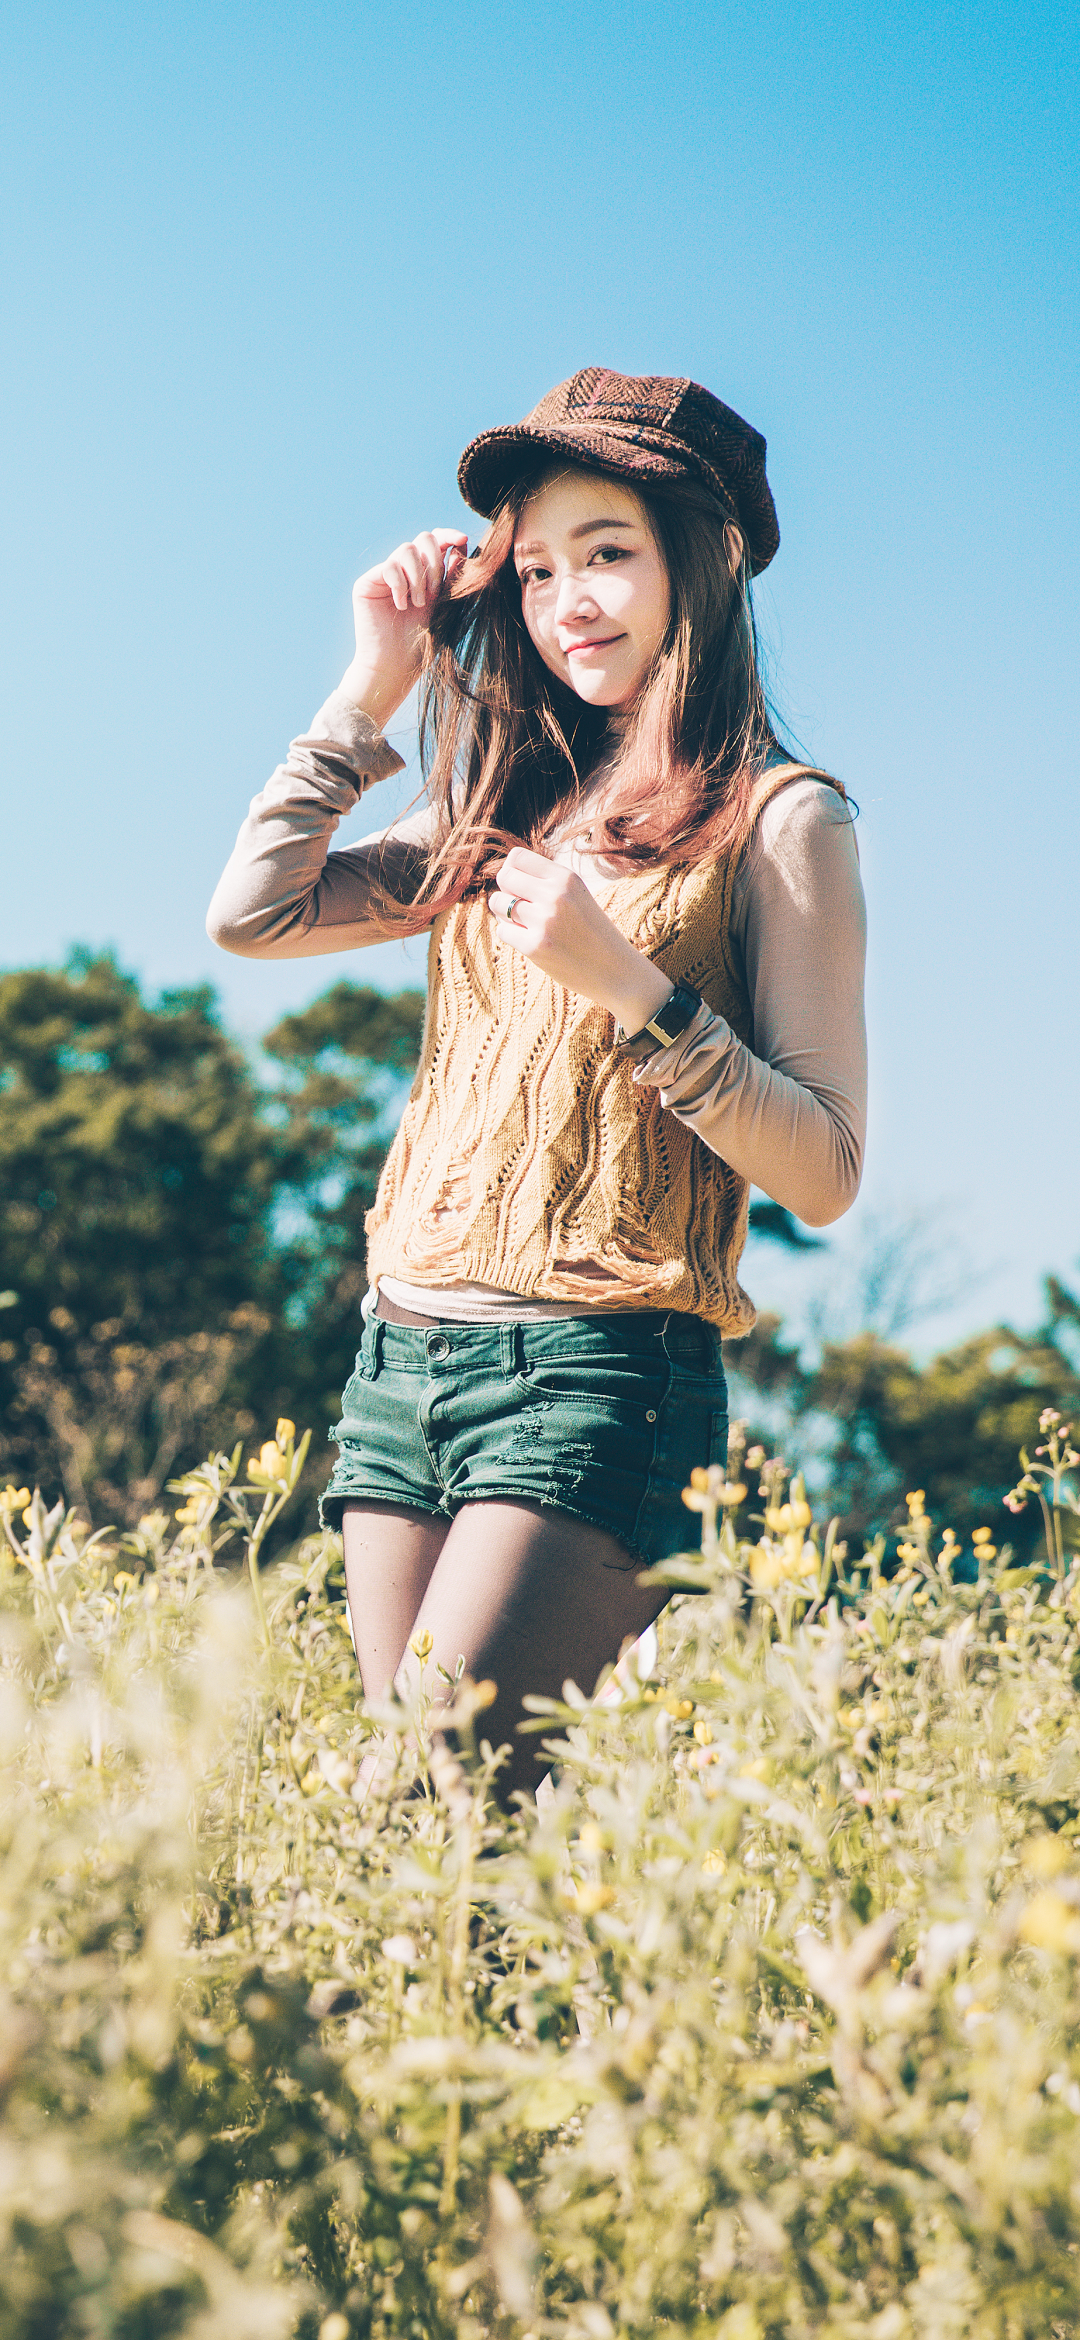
[0,955,425,1525]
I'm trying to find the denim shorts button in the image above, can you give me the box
[428,1334,450,1362]
[646,1408,657,1422]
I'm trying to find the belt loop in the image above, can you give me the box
[500,1323,522,1377]
[366,1317,385,1376]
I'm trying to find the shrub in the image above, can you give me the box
[1,1417,1079,2337]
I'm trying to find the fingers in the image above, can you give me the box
[358,531,470,614]
[487,888,534,931]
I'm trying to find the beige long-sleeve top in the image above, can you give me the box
[207,690,867,1258]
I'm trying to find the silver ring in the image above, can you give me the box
[505,896,521,925]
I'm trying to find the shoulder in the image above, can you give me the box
[756,768,854,850]
[732,768,863,933]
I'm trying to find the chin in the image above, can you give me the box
[567,671,630,708]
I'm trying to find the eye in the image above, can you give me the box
[517,562,552,588]
[589,543,632,567]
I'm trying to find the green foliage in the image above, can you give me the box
[732,1291,1080,1561]
[3,1419,1080,2336]
[0,956,425,1525]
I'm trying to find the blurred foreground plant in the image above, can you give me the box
[2,1413,1080,2337]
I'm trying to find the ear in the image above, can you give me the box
[723,522,745,579]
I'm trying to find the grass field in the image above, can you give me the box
[2,1413,1079,2339]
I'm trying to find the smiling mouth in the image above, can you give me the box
[563,637,622,655]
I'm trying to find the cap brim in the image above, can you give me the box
[457,421,777,573]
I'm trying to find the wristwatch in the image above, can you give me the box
[616,982,704,1052]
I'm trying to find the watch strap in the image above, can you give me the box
[616,982,704,1052]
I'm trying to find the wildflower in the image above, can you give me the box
[1025,1835,1072,1880]
[749,1545,786,1590]
[745,1444,766,1468]
[113,1570,137,1590]
[912,1585,932,1607]
[1019,1892,1080,1955]
[906,1489,926,1517]
[578,1821,607,1853]
[701,1848,726,1874]
[174,1502,202,1526]
[410,1627,434,1661]
[1,1485,30,1513]
[320,2317,351,2340]
[1040,1408,1061,1431]
[739,1756,770,1781]
[663,1695,694,1719]
[317,1747,354,1795]
[565,1883,614,1915]
[251,1440,290,1482]
[764,1498,812,1533]
[693,1718,714,1746]
[719,1482,747,1506]
[276,1417,295,1446]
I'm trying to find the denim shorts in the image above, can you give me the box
[321,1310,728,1572]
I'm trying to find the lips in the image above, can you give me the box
[563,636,622,655]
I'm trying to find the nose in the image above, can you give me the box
[554,569,598,629]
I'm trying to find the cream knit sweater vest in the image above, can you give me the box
[364,769,832,1332]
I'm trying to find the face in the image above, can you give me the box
[512,469,671,711]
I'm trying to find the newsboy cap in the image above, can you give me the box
[457,367,779,575]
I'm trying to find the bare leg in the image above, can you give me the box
[395,1500,670,1805]
[341,1501,452,1696]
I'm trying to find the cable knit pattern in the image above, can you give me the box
[366,771,838,1331]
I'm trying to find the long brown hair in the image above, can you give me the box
[376,462,793,929]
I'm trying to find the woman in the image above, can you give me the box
[208,368,867,1801]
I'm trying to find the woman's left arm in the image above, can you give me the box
[488,780,866,1228]
[634,782,867,1227]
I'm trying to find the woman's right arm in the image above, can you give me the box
[206,527,466,960]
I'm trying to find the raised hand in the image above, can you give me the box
[341,529,468,728]
[488,846,676,1033]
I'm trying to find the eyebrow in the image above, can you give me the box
[514,516,639,560]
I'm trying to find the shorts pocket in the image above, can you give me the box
[708,1408,730,1470]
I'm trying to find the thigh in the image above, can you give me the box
[396,1499,670,1804]
[342,1501,451,1699]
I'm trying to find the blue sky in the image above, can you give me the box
[2,0,1077,1350]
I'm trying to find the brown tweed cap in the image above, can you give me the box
[457,367,779,575]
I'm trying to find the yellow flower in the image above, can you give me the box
[912,1585,932,1606]
[693,1718,714,1746]
[1025,1836,1072,1880]
[275,1417,295,1447]
[749,1545,787,1590]
[702,1848,727,1875]
[1,1485,30,1512]
[578,1821,607,1853]
[410,1627,434,1662]
[664,1695,694,1719]
[689,1466,710,1492]
[972,1526,994,1545]
[174,1503,201,1526]
[739,1756,770,1781]
[906,1489,926,1517]
[719,1481,747,1507]
[1019,1891,1080,1954]
[250,1440,289,1483]
[565,1883,615,1915]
